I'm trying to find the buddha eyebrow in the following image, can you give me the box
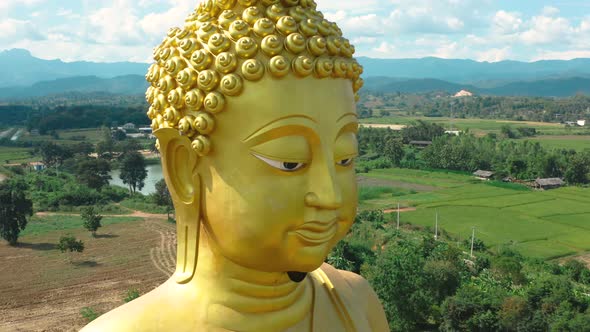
[242,114,317,143]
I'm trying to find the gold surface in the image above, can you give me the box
[82,0,387,330]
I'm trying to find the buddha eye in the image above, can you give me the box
[337,158,353,167]
[253,153,307,172]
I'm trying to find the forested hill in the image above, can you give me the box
[364,76,590,97]
[1,74,589,100]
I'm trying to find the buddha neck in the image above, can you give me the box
[190,227,313,331]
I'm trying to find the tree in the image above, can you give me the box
[564,152,590,184]
[383,137,404,166]
[81,206,102,237]
[113,129,127,141]
[75,157,112,190]
[39,142,72,171]
[96,127,115,159]
[57,235,84,262]
[401,120,445,143]
[152,179,173,220]
[120,151,147,194]
[0,178,33,245]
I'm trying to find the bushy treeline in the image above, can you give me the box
[360,92,590,122]
[21,171,128,211]
[0,104,148,133]
[423,135,590,183]
[329,211,590,331]
[357,124,590,184]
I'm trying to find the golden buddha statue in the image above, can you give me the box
[82,0,388,331]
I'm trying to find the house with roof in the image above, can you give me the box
[533,178,564,190]
[473,170,494,181]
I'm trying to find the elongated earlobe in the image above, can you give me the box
[155,128,200,284]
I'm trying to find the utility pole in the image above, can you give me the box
[470,227,476,258]
[434,210,438,240]
[396,203,400,230]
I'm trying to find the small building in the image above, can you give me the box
[139,127,153,134]
[122,123,136,131]
[565,121,576,126]
[29,162,45,171]
[409,140,432,149]
[473,170,494,180]
[29,129,40,136]
[453,90,473,98]
[577,120,586,127]
[534,178,564,190]
[445,130,461,136]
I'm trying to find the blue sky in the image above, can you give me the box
[1,0,589,63]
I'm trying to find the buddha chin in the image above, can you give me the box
[81,0,389,331]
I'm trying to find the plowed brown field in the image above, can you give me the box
[0,216,175,332]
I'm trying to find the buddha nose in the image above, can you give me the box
[305,157,342,210]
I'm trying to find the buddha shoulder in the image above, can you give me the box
[318,263,389,332]
[80,280,199,332]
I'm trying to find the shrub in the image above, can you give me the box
[57,235,84,253]
[123,288,140,303]
[80,307,99,322]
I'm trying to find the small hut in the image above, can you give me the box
[534,178,564,190]
[473,170,494,181]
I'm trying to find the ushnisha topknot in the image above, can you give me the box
[146,0,364,156]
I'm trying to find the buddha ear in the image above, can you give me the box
[155,128,198,204]
[155,128,200,284]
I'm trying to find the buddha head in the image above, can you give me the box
[146,0,364,284]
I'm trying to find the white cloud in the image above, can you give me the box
[1,0,589,63]
[139,0,196,43]
[493,10,522,34]
[84,0,144,45]
[520,15,573,45]
[0,18,44,42]
[373,42,396,56]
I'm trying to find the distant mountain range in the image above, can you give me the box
[1,48,590,99]
[0,75,149,99]
[358,57,590,85]
[0,49,148,88]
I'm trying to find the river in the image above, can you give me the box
[109,163,163,195]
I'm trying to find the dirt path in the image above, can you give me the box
[360,123,406,130]
[383,207,417,213]
[558,252,590,269]
[35,210,168,219]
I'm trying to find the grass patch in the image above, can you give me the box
[21,215,142,236]
[358,186,416,202]
[483,181,531,191]
[119,198,168,214]
[0,147,37,164]
[358,167,590,260]
[521,135,590,151]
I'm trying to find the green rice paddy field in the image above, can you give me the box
[358,168,590,260]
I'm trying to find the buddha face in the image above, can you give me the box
[197,76,358,272]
